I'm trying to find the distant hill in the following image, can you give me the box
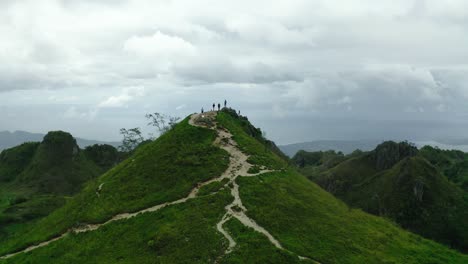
[280,139,468,157]
[0,130,120,152]
[0,110,465,263]
[279,139,383,157]
[294,141,468,252]
[0,131,120,246]
[414,140,468,153]
[435,138,468,146]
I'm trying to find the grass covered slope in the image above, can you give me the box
[0,142,39,182]
[420,146,468,192]
[297,142,468,252]
[17,131,103,194]
[216,111,466,263]
[348,157,468,249]
[0,190,233,264]
[216,109,288,170]
[1,110,466,263]
[238,171,467,263]
[222,218,306,264]
[0,132,107,247]
[0,117,229,256]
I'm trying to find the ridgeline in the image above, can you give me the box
[0,110,466,263]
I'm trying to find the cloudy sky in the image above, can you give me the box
[1,0,468,145]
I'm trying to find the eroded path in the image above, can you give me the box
[1,112,316,263]
[191,112,317,263]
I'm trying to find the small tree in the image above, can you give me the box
[146,112,180,137]
[118,127,144,152]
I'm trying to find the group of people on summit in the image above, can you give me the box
[201,100,227,114]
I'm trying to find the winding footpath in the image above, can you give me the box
[1,112,317,263]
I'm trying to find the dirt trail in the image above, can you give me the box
[1,111,317,263]
[191,112,317,263]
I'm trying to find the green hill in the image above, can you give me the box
[0,110,466,263]
[419,146,468,192]
[296,142,468,252]
[0,131,120,247]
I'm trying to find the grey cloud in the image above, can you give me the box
[0,0,468,144]
[174,60,303,84]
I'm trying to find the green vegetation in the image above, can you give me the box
[217,109,288,169]
[1,112,466,263]
[0,142,39,182]
[0,118,229,256]
[247,165,261,174]
[296,141,468,252]
[218,113,468,263]
[83,144,121,172]
[17,131,102,194]
[238,170,467,263]
[198,178,229,196]
[222,218,305,264]
[0,190,233,264]
[420,146,468,192]
[292,150,348,182]
[0,132,109,248]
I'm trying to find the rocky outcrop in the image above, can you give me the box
[371,141,418,170]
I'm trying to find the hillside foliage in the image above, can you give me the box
[295,141,468,252]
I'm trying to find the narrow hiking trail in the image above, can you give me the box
[190,113,283,253]
[1,112,316,263]
[191,112,317,263]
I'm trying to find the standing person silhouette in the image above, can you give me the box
[224,99,227,108]
[212,103,215,111]
[201,107,204,114]
[217,103,221,111]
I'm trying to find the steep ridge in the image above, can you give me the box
[298,142,468,252]
[0,131,110,248]
[419,145,468,192]
[0,110,466,263]
[0,117,229,258]
[0,112,314,262]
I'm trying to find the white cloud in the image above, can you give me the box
[123,31,196,58]
[63,106,98,120]
[175,104,187,110]
[98,86,145,108]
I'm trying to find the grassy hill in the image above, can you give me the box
[419,146,468,192]
[279,140,382,157]
[0,131,121,249]
[295,142,468,252]
[0,110,466,263]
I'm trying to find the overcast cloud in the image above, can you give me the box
[0,0,467,144]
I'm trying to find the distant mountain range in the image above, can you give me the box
[279,140,384,157]
[0,130,120,152]
[279,139,468,157]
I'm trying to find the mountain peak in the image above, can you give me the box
[41,131,80,160]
